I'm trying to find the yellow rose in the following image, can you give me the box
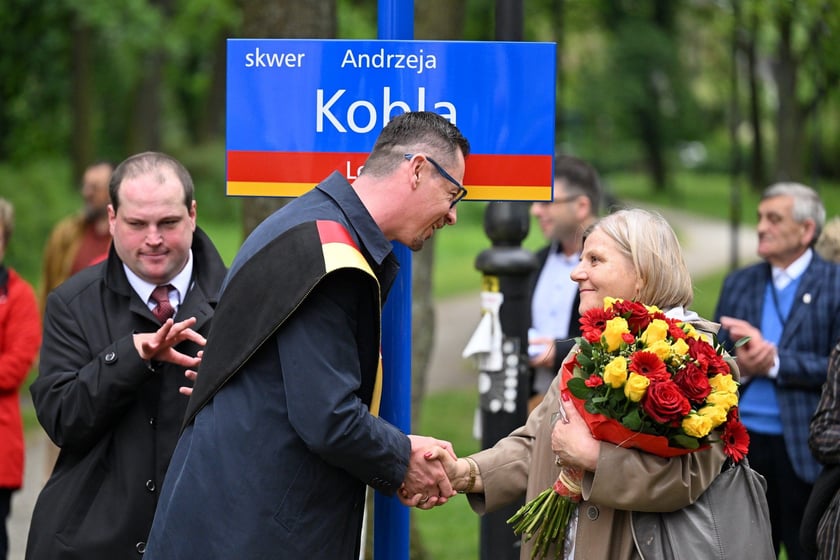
[647,340,671,360]
[681,322,700,340]
[707,390,738,411]
[603,356,628,389]
[709,373,738,394]
[603,317,630,352]
[645,304,661,314]
[698,404,728,428]
[671,337,689,357]
[624,372,650,402]
[682,413,713,438]
[641,319,669,345]
[603,297,619,310]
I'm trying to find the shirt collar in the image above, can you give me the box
[317,171,393,267]
[124,249,194,306]
[772,248,812,290]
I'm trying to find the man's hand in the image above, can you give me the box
[720,316,776,377]
[133,317,206,367]
[398,435,457,510]
[178,351,202,396]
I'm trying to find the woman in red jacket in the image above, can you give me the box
[0,198,41,559]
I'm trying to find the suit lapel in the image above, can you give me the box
[781,260,822,346]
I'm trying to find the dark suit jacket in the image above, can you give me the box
[528,245,582,393]
[713,253,840,483]
[145,173,411,560]
[26,229,226,560]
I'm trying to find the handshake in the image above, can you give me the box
[397,435,479,510]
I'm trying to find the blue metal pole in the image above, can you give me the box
[375,5,414,560]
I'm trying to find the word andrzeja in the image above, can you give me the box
[340,48,437,75]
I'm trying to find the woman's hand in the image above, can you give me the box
[551,390,599,471]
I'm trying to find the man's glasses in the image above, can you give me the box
[404,153,468,209]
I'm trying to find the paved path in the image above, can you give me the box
[9,209,758,560]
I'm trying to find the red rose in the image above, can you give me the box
[687,338,731,375]
[673,362,712,403]
[613,300,652,333]
[642,380,691,424]
[585,374,604,388]
[667,320,687,340]
[629,351,669,382]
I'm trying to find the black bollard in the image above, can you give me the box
[474,200,538,560]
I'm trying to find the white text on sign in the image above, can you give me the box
[317,87,456,133]
[244,48,306,68]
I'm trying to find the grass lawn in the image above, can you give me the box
[414,389,481,559]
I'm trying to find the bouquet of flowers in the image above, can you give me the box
[508,298,750,560]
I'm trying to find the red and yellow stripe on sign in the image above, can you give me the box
[227,151,554,201]
[315,220,382,416]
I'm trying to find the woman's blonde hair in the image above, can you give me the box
[586,208,693,309]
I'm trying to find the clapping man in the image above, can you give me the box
[26,152,227,559]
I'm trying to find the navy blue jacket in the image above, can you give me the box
[145,173,411,559]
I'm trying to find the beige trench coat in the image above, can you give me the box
[467,319,733,560]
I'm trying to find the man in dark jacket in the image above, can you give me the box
[26,152,227,560]
[144,111,469,559]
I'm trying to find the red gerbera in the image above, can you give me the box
[629,351,669,382]
[580,307,614,343]
[721,410,750,462]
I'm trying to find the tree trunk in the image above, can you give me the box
[238,0,337,236]
[638,102,667,192]
[773,7,803,181]
[70,14,94,182]
[745,10,766,191]
[126,0,173,155]
[196,33,228,143]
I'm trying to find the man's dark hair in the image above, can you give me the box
[554,154,601,214]
[109,152,195,212]
[361,111,470,177]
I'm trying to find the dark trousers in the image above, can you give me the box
[749,432,814,560]
[0,487,10,560]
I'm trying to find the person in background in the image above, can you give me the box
[25,152,227,560]
[144,111,469,559]
[804,344,840,559]
[816,216,840,264]
[0,199,41,559]
[424,208,734,559]
[39,160,113,313]
[38,160,113,477]
[527,155,601,412]
[714,182,840,560]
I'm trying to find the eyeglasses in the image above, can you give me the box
[404,153,468,209]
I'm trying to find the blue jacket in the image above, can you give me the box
[145,173,411,559]
[713,253,840,482]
